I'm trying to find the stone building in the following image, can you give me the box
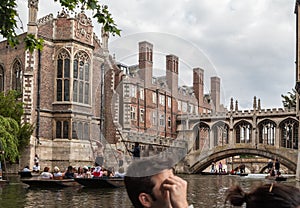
[0,2,112,170]
[0,1,224,170]
[108,41,225,156]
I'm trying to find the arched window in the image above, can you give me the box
[280,119,298,149]
[212,122,229,146]
[194,122,210,151]
[258,120,276,145]
[56,50,70,101]
[73,51,90,104]
[0,65,4,92]
[235,121,252,143]
[12,60,22,92]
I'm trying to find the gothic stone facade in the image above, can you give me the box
[0,9,110,170]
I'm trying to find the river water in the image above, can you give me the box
[0,174,299,208]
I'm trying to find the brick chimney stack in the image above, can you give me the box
[166,54,178,97]
[193,68,204,107]
[138,41,153,88]
[210,76,220,112]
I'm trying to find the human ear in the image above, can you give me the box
[138,193,152,208]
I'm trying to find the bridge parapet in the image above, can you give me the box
[177,144,298,174]
[178,108,296,121]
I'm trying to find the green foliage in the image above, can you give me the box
[1,0,121,52]
[0,0,19,47]
[0,90,23,123]
[0,116,19,162]
[281,89,296,110]
[0,90,34,162]
[24,34,44,53]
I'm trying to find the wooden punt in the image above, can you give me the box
[21,178,81,188]
[200,172,229,176]
[74,177,124,188]
[18,171,40,178]
[265,175,287,181]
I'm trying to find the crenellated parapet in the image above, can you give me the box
[37,14,54,25]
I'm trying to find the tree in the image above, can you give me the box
[281,89,296,110]
[0,91,34,162]
[0,0,121,52]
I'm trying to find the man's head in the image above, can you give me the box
[124,156,175,208]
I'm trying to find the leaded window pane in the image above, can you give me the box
[79,81,83,103]
[64,80,69,101]
[73,80,78,102]
[84,83,89,104]
[79,62,84,80]
[85,64,89,81]
[56,121,62,138]
[64,59,70,78]
[63,121,69,138]
[73,60,78,79]
[57,80,62,101]
[57,59,63,78]
[72,122,77,139]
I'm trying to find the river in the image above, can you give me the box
[0,174,299,208]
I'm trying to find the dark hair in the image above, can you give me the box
[124,156,175,208]
[43,167,50,172]
[225,183,300,208]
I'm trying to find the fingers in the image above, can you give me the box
[162,176,189,208]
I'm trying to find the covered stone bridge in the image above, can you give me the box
[183,144,297,174]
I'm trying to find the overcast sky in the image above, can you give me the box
[16,0,296,110]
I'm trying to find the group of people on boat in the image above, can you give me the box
[267,158,282,177]
[22,161,126,180]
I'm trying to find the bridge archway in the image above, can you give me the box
[187,146,297,174]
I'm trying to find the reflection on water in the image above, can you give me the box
[0,174,299,208]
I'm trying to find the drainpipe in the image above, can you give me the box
[35,49,41,151]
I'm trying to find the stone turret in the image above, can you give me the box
[28,0,39,34]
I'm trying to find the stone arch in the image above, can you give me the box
[279,118,298,149]
[234,120,252,144]
[192,122,210,151]
[211,121,229,147]
[189,147,297,173]
[257,119,276,145]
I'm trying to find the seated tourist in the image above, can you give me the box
[32,164,40,173]
[83,166,92,178]
[22,165,31,172]
[53,166,63,179]
[40,167,53,179]
[114,167,125,178]
[92,162,102,177]
[64,166,75,179]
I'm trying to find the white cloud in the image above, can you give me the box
[15,0,296,109]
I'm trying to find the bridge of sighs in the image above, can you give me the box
[175,103,298,174]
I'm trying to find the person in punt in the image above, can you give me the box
[92,162,103,178]
[40,167,53,179]
[64,166,75,179]
[22,165,31,172]
[53,166,63,179]
[83,166,92,178]
[114,167,125,178]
